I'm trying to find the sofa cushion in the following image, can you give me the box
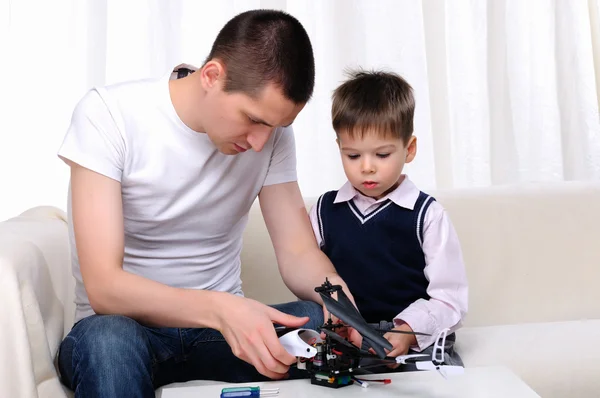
[435,182,600,327]
[0,207,71,398]
[455,319,600,398]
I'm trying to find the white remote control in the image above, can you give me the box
[278,329,322,358]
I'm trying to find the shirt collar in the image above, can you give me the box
[333,175,421,210]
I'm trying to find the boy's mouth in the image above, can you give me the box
[362,181,378,189]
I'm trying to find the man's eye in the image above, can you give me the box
[347,154,360,160]
[376,153,390,158]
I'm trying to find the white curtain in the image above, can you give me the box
[1,0,599,221]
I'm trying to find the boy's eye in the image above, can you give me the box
[376,153,390,158]
[347,154,360,160]
[247,116,260,124]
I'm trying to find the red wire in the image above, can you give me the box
[357,378,391,384]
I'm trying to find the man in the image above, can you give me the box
[56,9,357,397]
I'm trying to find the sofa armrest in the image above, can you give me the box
[0,207,71,398]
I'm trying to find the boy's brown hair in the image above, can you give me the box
[331,69,415,144]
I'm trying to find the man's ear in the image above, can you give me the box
[199,60,225,91]
[405,135,417,163]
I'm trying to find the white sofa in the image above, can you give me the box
[1,181,599,398]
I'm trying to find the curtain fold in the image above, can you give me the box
[1,0,599,220]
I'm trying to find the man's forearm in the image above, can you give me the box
[88,269,227,329]
[278,248,350,303]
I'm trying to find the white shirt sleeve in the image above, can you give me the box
[263,125,297,186]
[393,201,469,351]
[57,89,125,182]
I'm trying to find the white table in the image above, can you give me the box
[159,366,540,398]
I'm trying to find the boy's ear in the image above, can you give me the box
[405,136,417,163]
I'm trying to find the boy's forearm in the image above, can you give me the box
[394,298,464,350]
[88,269,226,329]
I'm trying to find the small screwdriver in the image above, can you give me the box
[220,386,279,397]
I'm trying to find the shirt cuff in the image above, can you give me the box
[57,149,122,183]
[394,309,437,352]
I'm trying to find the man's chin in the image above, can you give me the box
[218,146,239,155]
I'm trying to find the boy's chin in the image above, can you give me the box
[355,184,397,200]
[355,186,381,198]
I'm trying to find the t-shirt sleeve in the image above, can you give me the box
[263,125,297,186]
[57,88,125,182]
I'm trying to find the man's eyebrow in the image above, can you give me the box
[259,118,294,128]
[248,113,294,128]
[248,113,275,127]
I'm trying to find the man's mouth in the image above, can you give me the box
[234,143,248,153]
[362,181,378,189]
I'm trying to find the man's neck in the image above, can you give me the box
[169,75,206,133]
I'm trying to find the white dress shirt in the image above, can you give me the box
[309,176,469,351]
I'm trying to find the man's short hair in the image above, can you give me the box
[205,9,315,104]
[332,69,415,144]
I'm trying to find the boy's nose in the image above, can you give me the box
[361,158,375,174]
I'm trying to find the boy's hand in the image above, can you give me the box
[383,323,418,369]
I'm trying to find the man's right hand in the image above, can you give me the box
[214,294,309,379]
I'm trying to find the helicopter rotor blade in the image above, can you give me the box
[362,336,388,359]
[320,328,372,356]
[318,292,393,358]
[336,289,364,319]
[373,328,431,337]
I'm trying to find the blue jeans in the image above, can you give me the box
[58,300,323,397]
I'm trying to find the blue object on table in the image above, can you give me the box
[220,386,279,397]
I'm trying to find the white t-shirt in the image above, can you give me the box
[58,72,297,322]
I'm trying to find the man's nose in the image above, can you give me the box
[247,128,272,152]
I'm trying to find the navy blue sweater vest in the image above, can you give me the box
[316,190,435,323]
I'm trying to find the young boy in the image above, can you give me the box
[309,70,468,369]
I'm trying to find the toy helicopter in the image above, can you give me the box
[277,279,464,389]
